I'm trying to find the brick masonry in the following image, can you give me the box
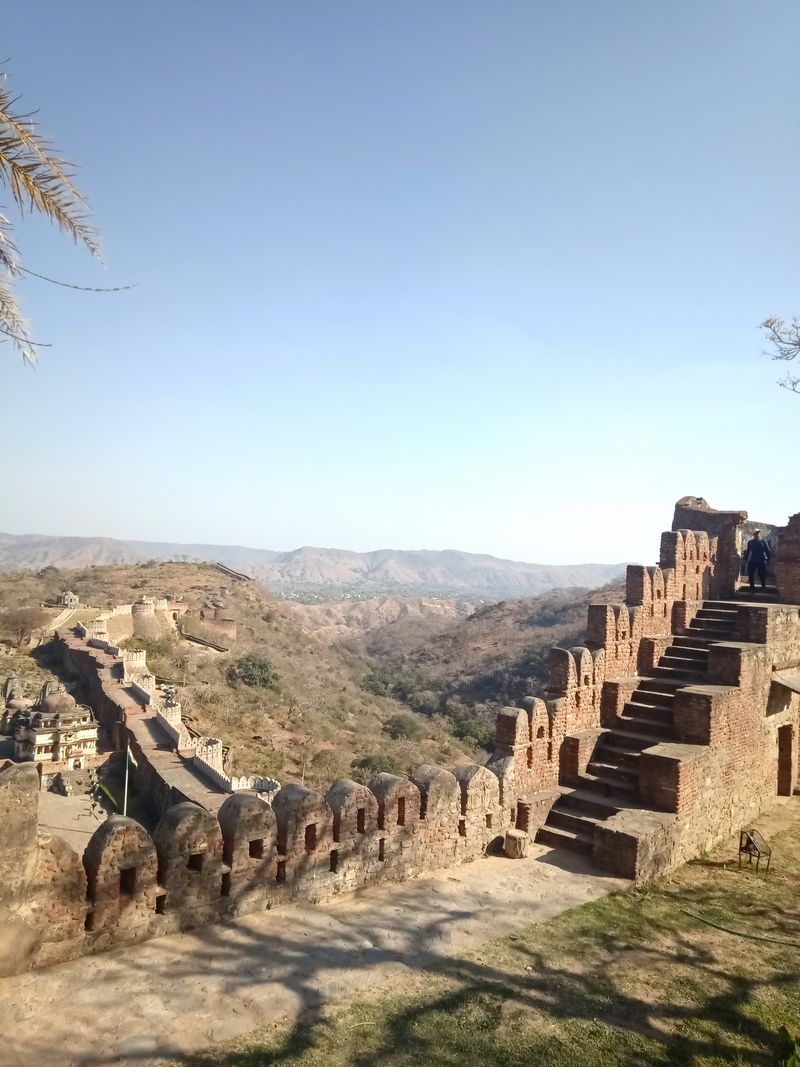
[1,495,799,976]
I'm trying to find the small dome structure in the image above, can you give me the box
[40,691,77,715]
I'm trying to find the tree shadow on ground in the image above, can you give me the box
[50,860,797,1067]
[9,815,800,1067]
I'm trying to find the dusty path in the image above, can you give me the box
[0,843,627,1067]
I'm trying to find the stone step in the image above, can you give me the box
[557,788,620,819]
[690,615,737,628]
[672,633,720,648]
[587,758,639,784]
[624,699,673,721]
[664,646,708,664]
[696,606,739,620]
[577,770,638,801]
[687,625,736,642]
[546,806,601,835]
[617,712,674,740]
[608,725,672,750]
[638,676,691,691]
[535,823,594,855]
[652,664,706,684]
[631,686,676,707]
[594,740,642,768]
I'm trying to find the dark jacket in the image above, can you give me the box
[745,538,770,566]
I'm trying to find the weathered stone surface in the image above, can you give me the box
[0,761,40,903]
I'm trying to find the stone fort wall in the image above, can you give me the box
[2,497,800,976]
[0,755,513,976]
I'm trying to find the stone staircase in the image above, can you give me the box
[734,576,779,601]
[536,602,740,855]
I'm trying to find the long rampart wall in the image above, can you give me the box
[56,630,278,813]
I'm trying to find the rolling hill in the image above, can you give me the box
[0,532,625,600]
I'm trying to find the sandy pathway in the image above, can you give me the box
[0,843,627,1067]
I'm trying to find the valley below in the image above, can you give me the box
[0,557,623,790]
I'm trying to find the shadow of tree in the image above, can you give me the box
[44,855,797,1067]
[5,816,800,1067]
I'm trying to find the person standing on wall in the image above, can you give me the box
[744,529,770,593]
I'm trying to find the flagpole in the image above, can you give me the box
[123,742,129,816]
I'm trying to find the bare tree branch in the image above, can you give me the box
[760,316,800,394]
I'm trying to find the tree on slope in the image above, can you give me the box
[761,317,800,393]
[0,71,99,365]
[0,606,50,647]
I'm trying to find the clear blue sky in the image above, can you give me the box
[1,2,798,565]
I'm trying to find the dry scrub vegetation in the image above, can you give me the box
[0,565,625,786]
[0,562,475,785]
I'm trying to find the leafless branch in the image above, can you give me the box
[760,316,800,394]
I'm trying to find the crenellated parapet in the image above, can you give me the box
[84,816,159,933]
[0,743,523,975]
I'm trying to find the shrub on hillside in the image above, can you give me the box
[361,665,396,697]
[226,653,279,690]
[361,665,439,715]
[445,699,494,750]
[406,688,441,716]
[384,712,425,741]
[351,753,404,783]
[120,635,175,660]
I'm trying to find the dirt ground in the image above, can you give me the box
[175,795,800,1067]
[0,837,627,1067]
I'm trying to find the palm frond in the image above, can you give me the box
[0,213,19,273]
[0,83,101,259]
[0,271,37,366]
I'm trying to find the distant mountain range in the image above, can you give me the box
[0,532,626,600]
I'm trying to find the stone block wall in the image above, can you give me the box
[621,605,800,879]
[0,748,521,975]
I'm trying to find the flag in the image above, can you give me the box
[127,746,138,768]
